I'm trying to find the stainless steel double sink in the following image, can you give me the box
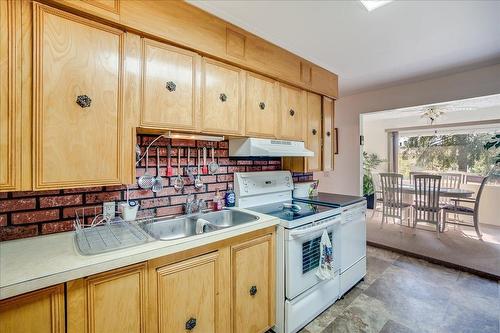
[139,209,260,241]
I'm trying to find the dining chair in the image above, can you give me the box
[409,171,429,184]
[412,174,442,238]
[442,166,499,239]
[370,172,383,219]
[380,173,411,228]
[440,173,462,189]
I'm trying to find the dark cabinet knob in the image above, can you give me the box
[185,317,197,330]
[249,285,257,296]
[166,81,176,92]
[259,102,266,110]
[219,93,227,102]
[289,109,295,117]
[326,131,331,137]
[312,129,317,135]
[76,95,92,108]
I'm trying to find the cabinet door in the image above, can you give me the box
[202,58,243,135]
[322,96,334,171]
[33,4,124,189]
[0,284,65,333]
[278,84,305,141]
[67,263,147,333]
[232,234,275,333]
[141,39,200,131]
[156,252,220,333]
[245,72,277,138]
[51,0,120,21]
[0,0,21,191]
[306,92,322,172]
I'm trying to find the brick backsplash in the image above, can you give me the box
[0,135,313,241]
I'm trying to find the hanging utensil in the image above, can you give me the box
[173,148,184,191]
[166,145,173,177]
[208,146,219,175]
[138,150,154,189]
[202,147,208,174]
[152,147,164,193]
[186,147,195,182]
[194,149,204,190]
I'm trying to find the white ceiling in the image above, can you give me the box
[189,0,500,96]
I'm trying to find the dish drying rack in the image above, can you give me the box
[74,206,153,255]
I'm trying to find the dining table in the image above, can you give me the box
[401,182,475,198]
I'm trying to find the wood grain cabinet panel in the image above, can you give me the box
[232,234,275,333]
[140,38,200,131]
[156,252,220,333]
[245,72,277,138]
[67,263,147,333]
[33,3,125,189]
[323,96,335,171]
[278,84,305,141]
[0,284,65,333]
[0,0,21,192]
[202,58,243,135]
[51,0,120,21]
[305,92,322,172]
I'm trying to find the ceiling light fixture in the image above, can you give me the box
[360,0,394,11]
[421,106,445,125]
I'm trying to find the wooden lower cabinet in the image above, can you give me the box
[66,262,148,333]
[0,284,65,333]
[232,234,275,333]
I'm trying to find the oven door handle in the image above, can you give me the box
[289,218,340,238]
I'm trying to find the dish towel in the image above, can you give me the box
[316,229,334,280]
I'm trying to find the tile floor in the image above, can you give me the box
[297,246,500,333]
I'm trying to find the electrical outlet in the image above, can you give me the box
[103,201,115,220]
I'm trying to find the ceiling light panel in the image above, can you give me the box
[360,0,394,11]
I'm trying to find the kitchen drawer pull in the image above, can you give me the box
[249,285,258,296]
[289,109,295,116]
[166,81,177,92]
[219,93,227,102]
[259,102,266,110]
[312,129,317,135]
[185,317,197,330]
[76,95,92,108]
[326,131,331,137]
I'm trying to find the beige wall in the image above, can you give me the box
[314,63,500,196]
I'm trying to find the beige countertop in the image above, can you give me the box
[0,208,279,300]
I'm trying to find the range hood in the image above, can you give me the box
[229,138,314,157]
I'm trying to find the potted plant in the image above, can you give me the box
[363,152,385,209]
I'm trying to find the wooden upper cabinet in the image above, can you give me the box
[232,234,275,333]
[201,58,244,135]
[323,96,335,171]
[155,252,220,333]
[33,3,125,189]
[306,92,322,172]
[0,0,21,192]
[140,38,200,131]
[278,84,305,141]
[52,0,120,21]
[0,284,65,333]
[67,263,147,333]
[245,72,277,138]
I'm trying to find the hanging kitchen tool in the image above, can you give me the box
[138,150,154,189]
[208,146,219,174]
[186,147,195,182]
[194,149,204,190]
[173,148,184,191]
[202,147,208,174]
[152,147,164,193]
[166,145,173,177]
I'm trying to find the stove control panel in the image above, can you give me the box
[234,171,293,204]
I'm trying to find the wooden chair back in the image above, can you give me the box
[440,173,462,189]
[413,174,441,224]
[380,173,404,218]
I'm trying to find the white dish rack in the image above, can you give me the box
[74,206,153,256]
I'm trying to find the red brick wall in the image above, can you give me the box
[0,135,313,241]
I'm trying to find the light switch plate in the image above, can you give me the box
[103,201,115,220]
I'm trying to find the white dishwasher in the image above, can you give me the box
[339,201,367,296]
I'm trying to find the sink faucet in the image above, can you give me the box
[184,194,207,215]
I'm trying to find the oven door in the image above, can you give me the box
[284,215,341,300]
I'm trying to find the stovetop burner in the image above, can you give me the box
[247,200,334,222]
